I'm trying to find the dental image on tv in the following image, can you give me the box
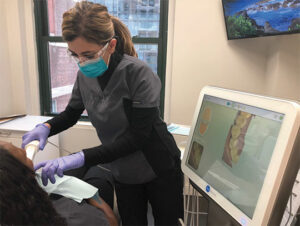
[186,95,284,218]
[188,141,204,170]
[222,0,300,39]
[222,111,253,167]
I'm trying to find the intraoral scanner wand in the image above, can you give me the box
[25,140,40,160]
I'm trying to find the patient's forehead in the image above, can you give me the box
[0,141,22,159]
[0,140,14,150]
[0,140,8,146]
[0,140,34,170]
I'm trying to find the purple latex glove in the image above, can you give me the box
[22,124,50,150]
[34,151,85,186]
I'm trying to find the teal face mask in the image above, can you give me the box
[76,42,109,78]
[78,57,108,78]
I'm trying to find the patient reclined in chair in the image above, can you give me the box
[0,140,117,226]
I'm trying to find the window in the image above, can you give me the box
[34,0,168,117]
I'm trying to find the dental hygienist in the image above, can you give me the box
[22,1,183,225]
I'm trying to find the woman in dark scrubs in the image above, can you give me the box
[22,2,183,225]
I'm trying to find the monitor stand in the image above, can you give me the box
[189,179,240,226]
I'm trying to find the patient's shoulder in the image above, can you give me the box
[52,197,109,226]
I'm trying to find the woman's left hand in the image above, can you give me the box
[34,151,85,186]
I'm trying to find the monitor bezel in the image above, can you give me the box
[181,86,300,226]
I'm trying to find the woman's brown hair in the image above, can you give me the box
[62,1,137,57]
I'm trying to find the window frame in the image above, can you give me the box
[34,0,169,118]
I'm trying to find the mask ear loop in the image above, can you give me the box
[98,37,115,67]
[103,40,113,66]
[98,42,110,57]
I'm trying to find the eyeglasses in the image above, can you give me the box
[67,42,109,64]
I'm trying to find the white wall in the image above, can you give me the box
[265,35,300,99]
[165,0,300,125]
[0,0,40,116]
[0,0,13,116]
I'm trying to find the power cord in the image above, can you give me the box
[47,140,73,155]
[47,140,111,172]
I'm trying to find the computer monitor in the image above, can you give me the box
[182,86,300,226]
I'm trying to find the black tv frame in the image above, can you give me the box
[221,0,300,40]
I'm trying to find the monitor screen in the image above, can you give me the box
[182,86,300,226]
[186,95,284,218]
[222,0,300,39]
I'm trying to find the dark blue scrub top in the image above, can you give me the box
[68,55,161,184]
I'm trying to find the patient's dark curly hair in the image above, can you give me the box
[0,146,66,225]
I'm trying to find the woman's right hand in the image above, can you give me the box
[21,123,50,150]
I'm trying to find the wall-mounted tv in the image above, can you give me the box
[222,0,300,40]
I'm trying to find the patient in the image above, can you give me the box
[0,140,118,226]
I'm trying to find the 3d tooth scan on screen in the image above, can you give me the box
[199,107,211,136]
[186,95,283,217]
[182,86,300,226]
